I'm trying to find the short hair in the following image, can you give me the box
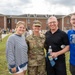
[70,13,75,18]
[71,13,75,16]
[16,21,26,28]
[47,15,57,23]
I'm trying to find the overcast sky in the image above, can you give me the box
[0,0,75,15]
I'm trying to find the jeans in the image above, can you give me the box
[70,64,75,75]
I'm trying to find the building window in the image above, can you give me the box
[46,20,48,24]
[66,19,70,24]
[15,19,17,23]
[27,19,30,24]
[27,26,30,30]
[8,19,11,23]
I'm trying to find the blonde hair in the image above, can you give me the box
[16,21,26,28]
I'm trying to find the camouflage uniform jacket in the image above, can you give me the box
[26,33,45,66]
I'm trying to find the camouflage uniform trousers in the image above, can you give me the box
[28,65,46,75]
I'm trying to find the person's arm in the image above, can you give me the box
[44,33,49,52]
[51,45,69,58]
[25,36,30,51]
[6,36,16,72]
[51,32,70,58]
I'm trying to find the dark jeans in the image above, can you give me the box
[70,64,75,75]
[46,58,67,75]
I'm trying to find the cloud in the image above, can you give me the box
[0,0,75,15]
[47,0,75,6]
[0,0,31,15]
[45,0,75,15]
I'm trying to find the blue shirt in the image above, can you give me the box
[68,29,75,65]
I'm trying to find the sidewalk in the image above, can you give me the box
[2,34,8,39]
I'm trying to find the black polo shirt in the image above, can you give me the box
[45,29,69,58]
[45,29,69,75]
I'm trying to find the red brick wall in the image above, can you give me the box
[0,16,4,28]
[39,19,47,30]
[58,18,62,30]
[1,15,73,30]
[26,18,36,30]
[25,18,47,30]
[11,18,26,29]
[64,16,71,30]
[10,18,48,30]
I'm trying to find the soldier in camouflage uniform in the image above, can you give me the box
[0,28,2,42]
[26,20,46,75]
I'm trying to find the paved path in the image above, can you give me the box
[2,34,8,39]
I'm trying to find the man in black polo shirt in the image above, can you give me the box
[44,16,69,75]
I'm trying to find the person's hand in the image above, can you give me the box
[11,67,16,73]
[51,52,58,58]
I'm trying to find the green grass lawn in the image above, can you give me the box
[65,52,71,75]
[0,35,71,75]
[0,34,11,75]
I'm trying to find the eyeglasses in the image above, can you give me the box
[71,18,75,20]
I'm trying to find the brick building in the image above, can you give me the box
[0,13,73,31]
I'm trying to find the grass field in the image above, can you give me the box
[0,34,11,75]
[0,35,71,75]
